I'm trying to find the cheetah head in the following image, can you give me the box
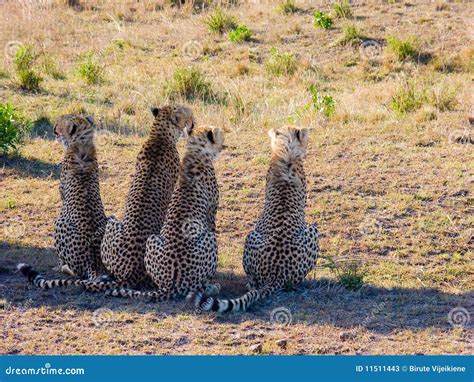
[188,126,225,159]
[268,126,309,161]
[53,114,95,149]
[150,105,195,142]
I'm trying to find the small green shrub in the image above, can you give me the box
[164,67,220,103]
[14,45,43,91]
[75,53,104,85]
[337,23,365,45]
[426,84,458,112]
[386,35,417,61]
[390,81,424,115]
[332,0,353,19]
[277,0,298,15]
[113,39,131,49]
[205,8,237,34]
[309,84,335,118]
[325,257,366,291]
[41,55,66,80]
[0,67,8,79]
[0,102,32,154]
[4,197,17,209]
[229,24,252,42]
[265,47,298,76]
[314,10,333,29]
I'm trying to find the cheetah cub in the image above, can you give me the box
[190,126,319,312]
[108,126,224,300]
[18,114,110,288]
[98,105,195,290]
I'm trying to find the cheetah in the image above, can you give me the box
[18,114,110,288]
[98,105,195,289]
[189,126,319,312]
[107,126,224,300]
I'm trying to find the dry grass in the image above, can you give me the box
[1,0,473,355]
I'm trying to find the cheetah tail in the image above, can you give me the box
[17,263,83,290]
[105,287,168,301]
[187,282,283,313]
[16,263,121,291]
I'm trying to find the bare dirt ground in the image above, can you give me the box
[1,0,473,354]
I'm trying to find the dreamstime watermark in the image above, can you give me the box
[270,307,293,326]
[2,299,33,336]
[92,307,115,328]
[359,40,382,60]
[4,363,85,376]
[4,41,23,62]
[358,216,383,237]
[181,218,205,239]
[2,218,27,239]
[182,40,203,61]
[447,307,470,328]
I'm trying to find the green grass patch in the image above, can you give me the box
[229,24,252,43]
[205,8,237,34]
[390,81,424,115]
[337,23,365,45]
[0,102,32,154]
[14,45,43,91]
[75,52,104,85]
[265,47,298,76]
[313,10,333,29]
[332,0,353,19]
[277,0,298,15]
[386,35,417,61]
[164,67,222,103]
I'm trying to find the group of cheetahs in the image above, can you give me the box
[17,104,319,313]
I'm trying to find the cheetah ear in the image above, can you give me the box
[207,129,215,144]
[296,128,309,144]
[268,128,277,141]
[150,107,160,118]
[85,115,95,126]
[210,127,224,146]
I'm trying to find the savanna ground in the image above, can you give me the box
[0,0,473,355]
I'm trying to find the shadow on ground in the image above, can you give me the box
[1,242,472,334]
[0,155,60,179]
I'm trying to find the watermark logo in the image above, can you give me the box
[181,218,205,239]
[270,307,292,326]
[92,307,114,328]
[4,41,23,61]
[182,40,203,61]
[359,40,382,59]
[447,307,470,328]
[3,218,26,239]
[358,217,383,237]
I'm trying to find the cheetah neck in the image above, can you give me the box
[268,156,306,188]
[63,141,98,173]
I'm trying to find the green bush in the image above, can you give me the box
[265,48,298,76]
[14,45,43,91]
[390,81,424,115]
[229,24,252,42]
[337,23,365,45]
[277,0,298,15]
[426,84,458,112]
[75,53,104,85]
[309,84,335,118]
[324,257,366,291]
[332,0,353,19]
[164,67,220,103]
[314,10,333,29]
[386,35,417,61]
[0,103,32,154]
[205,8,237,34]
